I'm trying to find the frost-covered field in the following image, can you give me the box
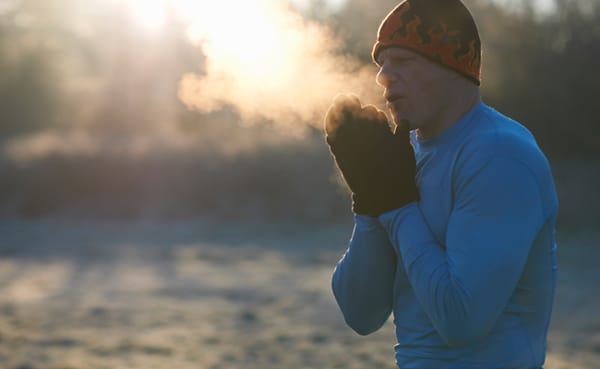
[0,219,598,369]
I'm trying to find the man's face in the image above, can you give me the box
[376,47,457,133]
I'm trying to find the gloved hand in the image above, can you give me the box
[324,94,419,216]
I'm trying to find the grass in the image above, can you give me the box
[0,218,598,369]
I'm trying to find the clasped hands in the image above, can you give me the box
[324,94,419,217]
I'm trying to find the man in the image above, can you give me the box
[325,0,558,368]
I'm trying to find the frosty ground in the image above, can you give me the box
[0,219,598,369]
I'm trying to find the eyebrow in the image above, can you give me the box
[380,51,413,62]
[388,51,413,58]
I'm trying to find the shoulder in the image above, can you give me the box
[452,104,558,214]
[454,104,549,174]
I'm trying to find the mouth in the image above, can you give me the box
[384,91,403,106]
[385,94,403,111]
[384,92,400,102]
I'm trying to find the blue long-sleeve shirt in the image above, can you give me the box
[331,102,558,369]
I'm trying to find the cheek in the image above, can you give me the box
[408,72,442,109]
[405,79,431,110]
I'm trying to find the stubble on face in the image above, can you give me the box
[377,48,459,137]
[386,98,411,132]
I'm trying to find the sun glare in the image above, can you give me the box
[174,0,295,84]
[128,0,167,32]
[118,0,371,126]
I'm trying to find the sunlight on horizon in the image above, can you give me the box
[289,0,348,12]
[1,0,572,163]
[125,0,350,35]
[127,0,168,33]
[174,0,287,82]
[170,0,381,130]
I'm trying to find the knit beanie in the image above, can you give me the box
[372,0,482,85]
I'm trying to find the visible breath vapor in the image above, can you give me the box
[176,0,384,133]
[3,0,385,164]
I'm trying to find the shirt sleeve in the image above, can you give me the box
[378,155,547,347]
[331,214,397,335]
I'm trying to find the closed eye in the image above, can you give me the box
[392,57,413,64]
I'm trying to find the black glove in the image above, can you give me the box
[324,94,419,216]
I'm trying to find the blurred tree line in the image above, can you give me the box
[0,0,598,223]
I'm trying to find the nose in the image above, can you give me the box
[376,63,398,88]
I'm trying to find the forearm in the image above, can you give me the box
[379,203,475,345]
[332,214,397,335]
[378,158,545,346]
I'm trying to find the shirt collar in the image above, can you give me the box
[414,102,484,150]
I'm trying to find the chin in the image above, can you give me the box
[392,115,413,131]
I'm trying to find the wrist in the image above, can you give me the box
[353,186,419,217]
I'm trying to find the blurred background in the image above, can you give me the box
[0,0,598,224]
[0,0,599,368]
